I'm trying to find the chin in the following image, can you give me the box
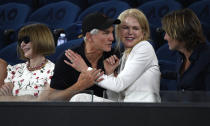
[104,48,112,52]
[168,46,176,51]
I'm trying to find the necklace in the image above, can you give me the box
[27,59,48,71]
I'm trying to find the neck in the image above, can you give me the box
[85,42,103,66]
[29,55,46,68]
[179,48,192,61]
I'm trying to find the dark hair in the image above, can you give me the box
[162,8,206,51]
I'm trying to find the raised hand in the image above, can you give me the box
[64,49,88,72]
[103,55,120,75]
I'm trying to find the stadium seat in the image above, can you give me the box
[156,43,178,90]
[176,0,201,8]
[138,0,182,28]
[188,0,210,25]
[0,0,38,11]
[0,42,24,65]
[38,0,88,11]
[27,1,80,30]
[0,2,31,49]
[47,38,83,63]
[87,0,120,6]
[77,1,130,22]
[64,23,82,41]
[188,0,210,42]
[138,0,182,52]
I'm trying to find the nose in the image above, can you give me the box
[128,27,133,35]
[20,41,25,48]
[108,33,114,41]
[164,33,168,41]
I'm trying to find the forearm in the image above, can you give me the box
[97,74,125,93]
[38,82,89,101]
[0,59,8,87]
[0,95,37,102]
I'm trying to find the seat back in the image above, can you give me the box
[156,43,178,90]
[188,0,210,42]
[0,3,31,49]
[188,0,210,25]
[138,0,182,28]
[77,1,130,22]
[0,42,24,65]
[47,38,83,63]
[28,1,80,30]
[38,0,88,11]
[0,2,31,30]
[0,0,38,11]
[64,23,82,41]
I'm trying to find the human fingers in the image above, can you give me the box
[64,60,73,67]
[68,49,78,60]
[4,84,13,95]
[95,71,104,82]
[0,88,4,96]
[106,57,113,65]
[0,86,9,96]
[113,55,119,61]
[113,55,120,65]
[65,50,75,63]
[8,83,14,89]
[110,55,117,65]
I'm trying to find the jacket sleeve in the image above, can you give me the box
[97,43,156,92]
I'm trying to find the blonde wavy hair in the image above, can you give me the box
[115,8,150,54]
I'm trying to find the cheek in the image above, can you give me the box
[136,31,144,39]
[119,30,126,36]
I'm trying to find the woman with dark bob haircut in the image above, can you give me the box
[161,8,210,90]
[0,23,55,101]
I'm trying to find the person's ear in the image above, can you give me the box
[86,32,92,41]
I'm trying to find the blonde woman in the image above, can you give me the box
[65,9,161,102]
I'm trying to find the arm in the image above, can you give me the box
[64,49,119,76]
[0,95,37,101]
[0,82,38,101]
[98,43,156,92]
[0,58,8,87]
[38,69,104,101]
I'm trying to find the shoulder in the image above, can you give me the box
[45,59,55,69]
[6,62,26,74]
[132,40,155,53]
[198,43,210,61]
[71,42,85,54]
[57,42,84,62]
[8,62,26,69]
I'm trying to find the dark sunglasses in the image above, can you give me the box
[18,36,30,46]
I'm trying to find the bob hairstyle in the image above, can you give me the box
[17,23,55,60]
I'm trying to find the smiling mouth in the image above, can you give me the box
[22,48,30,52]
[125,37,135,41]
